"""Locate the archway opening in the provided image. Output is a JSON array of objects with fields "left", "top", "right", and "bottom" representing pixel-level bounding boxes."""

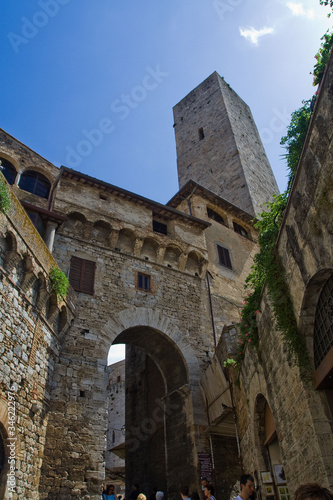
[{"left": 105, "top": 325, "right": 191, "bottom": 500}]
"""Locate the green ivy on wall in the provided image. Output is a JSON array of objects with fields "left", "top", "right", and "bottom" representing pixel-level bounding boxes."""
[
  {"left": 233, "top": 15, "right": 333, "bottom": 375},
  {"left": 0, "top": 176, "right": 11, "bottom": 214},
  {"left": 236, "top": 194, "right": 311, "bottom": 376}
]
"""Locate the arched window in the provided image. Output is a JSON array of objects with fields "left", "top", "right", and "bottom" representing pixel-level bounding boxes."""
[
  {"left": 233, "top": 221, "right": 248, "bottom": 238},
  {"left": 25, "top": 209, "right": 46, "bottom": 237},
  {"left": 314, "top": 275, "right": 333, "bottom": 369},
  {"left": 19, "top": 170, "right": 51, "bottom": 199},
  {"left": 0, "top": 157, "right": 16, "bottom": 185},
  {"left": 207, "top": 207, "right": 225, "bottom": 226}
]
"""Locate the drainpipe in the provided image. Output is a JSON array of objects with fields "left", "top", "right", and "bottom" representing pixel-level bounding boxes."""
[
  {"left": 48, "top": 166, "right": 64, "bottom": 212},
  {"left": 179, "top": 186, "right": 197, "bottom": 216},
  {"left": 206, "top": 271, "right": 217, "bottom": 347}
]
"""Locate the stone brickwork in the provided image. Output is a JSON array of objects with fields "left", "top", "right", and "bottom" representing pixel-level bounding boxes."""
[
  {"left": 1, "top": 57, "right": 330, "bottom": 500},
  {"left": 223, "top": 51, "right": 333, "bottom": 494},
  {"left": 0, "top": 134, "right": 260, "bottom": 498},
  {"left": 173, "top": 72, "right": 279, "bottom": 216},
  {"left": 0, "top": 179, "right": 75, "bottom": 499},
  {"left": 106, "top": 360, "right": 125, "bottom": 491}
]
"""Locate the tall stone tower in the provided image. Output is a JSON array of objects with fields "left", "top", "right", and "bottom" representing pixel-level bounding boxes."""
[{"left": 173, "top": 72, "right": 279, "bottom": 216}]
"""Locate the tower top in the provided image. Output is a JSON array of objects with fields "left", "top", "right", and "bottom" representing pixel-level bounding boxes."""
[{"left": 173, "top": 72, "right": 279, "bottom": 216}]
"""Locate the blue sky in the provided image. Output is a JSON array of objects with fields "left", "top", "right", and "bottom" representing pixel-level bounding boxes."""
[{"left": 1, "top": 0, "right": 331, "bottom": 364}]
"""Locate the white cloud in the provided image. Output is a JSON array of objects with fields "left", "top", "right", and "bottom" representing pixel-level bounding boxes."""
[
  {"left": 239, "top": 26, "right": 274, "bottom": 45},
  {"left": 286, "top": 2, "right": 315, "bottom": 19}
]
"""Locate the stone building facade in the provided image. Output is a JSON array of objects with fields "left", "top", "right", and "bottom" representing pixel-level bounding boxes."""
[
  {"left": 105, "top": 360, "right": 125, "bottom": 494},
  {"left": 0, "top": 60, "right": 332, "bottom": 500},
  {"left": 221, "top": 51, "right": 333, "bottom": 495}
]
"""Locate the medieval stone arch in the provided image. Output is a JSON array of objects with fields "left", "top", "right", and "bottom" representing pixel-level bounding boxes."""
[
  {"left": 298, "top": 269, "right": 333, "bottom": 424},
  {"left": 299, "top": 268, "right": 333, "bottom": 363},
  {"left": 102, "top": 306, "right": 204, "bottom": 499},
  {"left": 140, "top": 237, "right": 159, "bottom": 262},
  {"left": 91, "top": 220, "right": 112, "bottom": 246},
  {"left": 102, "top": 306, "right": 202, "bottom": 383}
]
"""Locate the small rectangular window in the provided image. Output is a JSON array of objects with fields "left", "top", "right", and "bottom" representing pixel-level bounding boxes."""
[
  {"left": 198, "top": 127, "right": 205, "bottom": 140},
  {"left": 217, "top": 245, "right": 232, "bottom": 269},
  {"left": 138, "top": 272, "right": 150, "bottom": 291},
  {"left": 69, "top": 256, "right": 96, "bottom": 294},
  {"left": 153, "top": 220, "right": 167, "bottom": 235}
]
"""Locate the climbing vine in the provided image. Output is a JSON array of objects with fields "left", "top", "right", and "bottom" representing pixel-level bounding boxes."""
[
  {"left": 235, "top": 192, "right": 311, "bottom": 375},
  {"left": 0, "top": 176, "right": 11, "bottom": 214},
  {"left": 280, "top": 100, "right": 312, "bottom": 191},
  {"left": 233, "top": 18, "right": 333, "bottom": 372},
  {"left": 312, "top": 31, "right": 333, "bottom": 85}
]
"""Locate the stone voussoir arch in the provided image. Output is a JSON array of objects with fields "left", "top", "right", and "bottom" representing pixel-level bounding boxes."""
[
  {"left": 298, "top": 267, "right": 333, "bottom": 362},
  {"left": 101, "top": 306, "right": 202, "bottom": 384}
]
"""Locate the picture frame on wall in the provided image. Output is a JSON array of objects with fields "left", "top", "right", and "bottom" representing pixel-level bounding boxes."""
[
  {"left": 265, "top": 485, "right": 274, "bottom": 496},
  {"left": 261, "top": 472, "right": 273, "bottom": 484},
  {"left": 277, "top": 485, "right": 290, "bottom": 500},
  {"left": 273, "top": 464, "right": 286, "bottom": 485}
]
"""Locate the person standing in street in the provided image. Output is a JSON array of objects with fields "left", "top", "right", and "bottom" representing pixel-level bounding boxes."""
[
  {"left": 181, "top": 486, "right": 191, "bottom": 500},
  {"left": 235, "top": 475, "right": 255, "bottom": 500}
]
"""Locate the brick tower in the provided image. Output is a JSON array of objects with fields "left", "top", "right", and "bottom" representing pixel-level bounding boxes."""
[{"left": 173, "top": 72, "right": 279, "bottom": 216}]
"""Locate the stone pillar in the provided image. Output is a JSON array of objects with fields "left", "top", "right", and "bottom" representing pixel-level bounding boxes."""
[
  {"left": 178, "top": 252, "right": 187, "bottom": 272},
  {"left": 133, "top": 238, "right": 144, "bottom": 257},
  {"left": 44, "top": 221, "right": 58, "bottom": 252},
  {"left": 157, "top": 246, "right": 166, "bottom": 265}
]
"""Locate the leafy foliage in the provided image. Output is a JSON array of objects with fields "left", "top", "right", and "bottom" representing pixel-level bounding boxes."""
[
  {"left": 319, "top": 0, "right": 333, "bottom": 16},
  {"left": 280, "top": 100, "right": 312, "bottom": 190},
  {"left": 223, "top": 358, "right": 237, "bottom": 368},
  {"left": 312, "top": 31, "right": 333, "bottom": 85},
  {"left": 236, "top": 192, "right": 311, "bottom": 375},
  {"left": 236, "top": 194, "right": 288, "bottom": 364},
  {"left": 49, "top": 266, "right": 69, "bottom": 298},
  {"left": 233, "top": 5, "right": 333, "bottom": 372},
  {"left": 0, "top": 176, "right": 11, "bottom": 214}
]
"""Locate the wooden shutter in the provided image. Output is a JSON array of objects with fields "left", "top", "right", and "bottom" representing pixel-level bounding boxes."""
[
  {"left": 69, "top": 256, "right": 95, "bottom": 294},
  {"left": 217, "top": 245, "right": 232, "bottom": 269},
  {"left": 81, "top": 259, "right": 96, "bottom": 294}
]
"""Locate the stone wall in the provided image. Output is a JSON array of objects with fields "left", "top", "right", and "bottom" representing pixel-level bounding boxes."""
[
  {"left": 227, "top": 51, "right": 333, "bottom": 494},
  {"left": 2, "top": 59, "right": 320, "bottom": 499},
  {"left": 106, "top": 360, "right": 125, "bottom": 492},
  {"left": 173, "top": 72, "right": 279, "bottom": 216},
  {"left": 0, "top": 178, "right": 75, "bottom": 499},
  {"left": 0, "top": 127, "right": 261, "bottom": 498}
]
